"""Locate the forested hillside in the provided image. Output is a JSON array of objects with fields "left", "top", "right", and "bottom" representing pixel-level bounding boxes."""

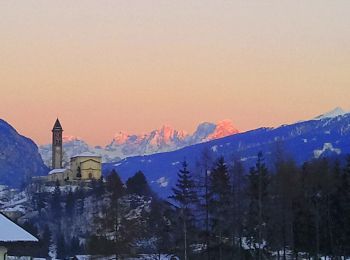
[{"left": 10, "top": 151, "right": 350, "bottom": 259}]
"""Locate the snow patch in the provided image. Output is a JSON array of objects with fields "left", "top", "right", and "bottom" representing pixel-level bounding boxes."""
[
  {"left": 314, "top": 107, "right": 348, "bottom": 120},
  {"left": 156, "top": 177, "right": 169, "bottom": 188},
  {"left": 211, "top": 145, "right": 218, "bottom": 152},
  {"left": 314, "top": 143, "right": 341, "bottom": 159}
]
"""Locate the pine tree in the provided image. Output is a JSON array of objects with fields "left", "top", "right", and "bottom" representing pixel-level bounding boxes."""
[
  {"left": 65, "top": 189, "right": 75, "bottom": 216},
  {"left": 245, "top": 152, "right": 269, "bottom": 260},
  {"left": 330, "top": 159, "right": 343, "bottom": 256},
  {"left": 51, "top": 180, "right": 62, "bottom": 221},
  {"left": 40, "top": 225, "right": 51, "bottom": 258},
  {"left": 170, "top": 160, "right": 198, "bottom": 260},
  {"left": 268, "top": 157, "right": 297, "bottom": 259},
  {"left": 340, "top": 156, "right": 350, "bottom": 256},
  {"left": 208, "top": 156, "right": 232, "bottom": 259},
  {"left": 96, "top": 176, "right": 105, "bottom": 197},
  {"left": 75, "top": 185, "right": 85, "bottom": 216},
  {"left": 106, "top": 169, "right": 126, "bottom": 259},
  {"left": 56, "top": 232, "right": 66, "bottom": 259},
  {"left": 126, "top": 170, "right": 152, "bottom": 196},
  {"left": 293, "top": 162, "right": 315, "bottom": 257},
  {"left": 70, "top": 236, "right": 82, "bottom": 256},
  {"left": 148, "top": 199, "right": 174, "bottom": 257},
  {"left": 194, "top": 148, "right": 213, "bottom": 260},
  {"left": 106, "top": 169, "right": 125, "bottom": 198},
  {"left": 230, "top": 158, "right": 246, "bottom": 258}
]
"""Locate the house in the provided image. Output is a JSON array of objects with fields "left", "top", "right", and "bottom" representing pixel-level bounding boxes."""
[{"left": 0, "top": 212, "right": 38, "bottom": 260}]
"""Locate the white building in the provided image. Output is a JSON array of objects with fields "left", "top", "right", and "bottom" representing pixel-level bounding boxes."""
[{"left": 0, "top": 212, "right": 38, "bottom": 260}]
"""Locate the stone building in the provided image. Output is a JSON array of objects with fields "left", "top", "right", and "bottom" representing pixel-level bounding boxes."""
[
  {"left": 70, "top": 152, "right": 102, "bottom": 180},
  {"left": 36, "top": 119, "right": 102, "bottom": 184}
]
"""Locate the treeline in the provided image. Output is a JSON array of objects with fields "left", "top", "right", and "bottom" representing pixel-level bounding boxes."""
[
  {"left": 22, "top": 150, "right": 350, "bottom": 259},
  {"left": 168, "top": 150, "right": 350, "bottom": 259},
  {"left": 25, "top": 169, "right": 177, "bottom": 259}
]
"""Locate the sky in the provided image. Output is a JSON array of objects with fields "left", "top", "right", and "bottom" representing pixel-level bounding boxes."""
[{"left": 0, "top": 1, "right": 349, "bottom": 145}]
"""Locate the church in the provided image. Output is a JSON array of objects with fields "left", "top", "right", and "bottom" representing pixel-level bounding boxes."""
[{"left": 41, "top": 119, "right": 102, "bottom": 184}]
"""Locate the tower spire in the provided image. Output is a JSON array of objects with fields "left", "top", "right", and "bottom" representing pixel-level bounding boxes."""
[
  {"left": 52, "top": 118, "right": 63, "bottom": 131},
  {"left": 52, "top": 118, "right": 63, "bottom": 169}
]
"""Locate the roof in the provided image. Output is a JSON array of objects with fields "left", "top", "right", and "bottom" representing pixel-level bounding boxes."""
[
  {"left": 48, "top": 168, "right": 67, "bottom": 175},
  {"left": 71, "top": 152, "right": 101, "bottom": 158},
  {"left": 0, "top": 212, "right": 39, "bottom": 242},
  {"left": 52, "top": 118, "right": 63, "bottom": 131}
]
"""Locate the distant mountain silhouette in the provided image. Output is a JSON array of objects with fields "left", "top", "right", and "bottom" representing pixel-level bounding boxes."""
[{"left": 0, "top": 119, "right": 48, "bottom": 187}]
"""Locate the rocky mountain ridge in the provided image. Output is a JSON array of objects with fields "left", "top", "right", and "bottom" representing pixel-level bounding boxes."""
[
  {"left": 0, "top": 119, "right": 48, "bottom": 187},
  {"left": 39, "top": 120, "right": 239, "bottom": 164}
]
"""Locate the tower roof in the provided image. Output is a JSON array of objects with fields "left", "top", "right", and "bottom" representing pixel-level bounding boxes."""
[{"left": 52, "top": 118, "right": 63, "bottom": 131}]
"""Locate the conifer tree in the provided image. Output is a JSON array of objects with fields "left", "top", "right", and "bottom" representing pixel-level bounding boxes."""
[
  {"left": 230, "top": 158, "right": 246, "bottom": 258},
  {"left": 106, "top": 169, "right": 126, "bottom": 259},
  {"left": 75, "top": 185, "right": 85, "bottom": 216},
  {"left": 96, "top": 176, "right": 105, "bottom": 197},
  {"left": 170, "top": 160, "right": 197, "bottom": 260},
  {"left": 208, "top": 156, "right": 232, "bottom": 259},
  {"left": 245, "top": 152, "right": 269, "bottom": 260},
  {"left": 197, "top": 148, "right": 214, "bottom": 260},
  {"left": 40, "top": 225, "right": 51, "bottom": 258},
  {"left": 268, "top": 157, "right": 297, "bottom": 259},
  {"left": 340, "top": 156, "right": 350, "bottom": 256},
  {"left": 126, "top": 170, "right": 152, "bottom": 196},
  {"left": 51, "top": 180, "right": 62, "bottom": 221},
  {"left": 330, "top": 159, "right": 343, "bottom": 256},
  {"left": 56, "top": 232, "right": 67, "bottom": 259},
  {"left": 65, "top": 189, "right": 75, "bottom": 216},
  {"left": 106, "top": 169, "right": 125, "bottom": 198}
]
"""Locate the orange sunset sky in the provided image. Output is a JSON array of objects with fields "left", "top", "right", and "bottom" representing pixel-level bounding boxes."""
[{"left": 0, "top": 1, "right": 349, "bottom": 145}]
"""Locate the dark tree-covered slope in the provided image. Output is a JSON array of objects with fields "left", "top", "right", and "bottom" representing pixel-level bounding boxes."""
[{"left": 0, "top": 119, "right": 48, "bottom": 187}]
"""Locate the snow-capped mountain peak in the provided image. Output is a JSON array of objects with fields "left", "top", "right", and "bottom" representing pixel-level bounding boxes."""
[
  {"left": 207, "top": 119, "right": 239, "bottom": 140},
  {"left": 62, "top": 135, "right": 82, "bottom": 142},
  {"left": 112, "top": 131, "right": 131, "bottom": 145},
  {"left": 39, "top": 120, "right": 240, "bottom": 164},
  {"left": 314, "top": 107, "right": 348, "bottom": 120}
]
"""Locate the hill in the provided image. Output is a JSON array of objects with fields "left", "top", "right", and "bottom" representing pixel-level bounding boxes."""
[
  {"left": 103, "top": 110, "right": 350, "bottom": 198},
  {"left": 0, "top": 119, "right": 48, "bottom": 187}
]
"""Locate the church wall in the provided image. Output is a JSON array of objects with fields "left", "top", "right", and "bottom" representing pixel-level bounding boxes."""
[
  {"left": 46, "top": 170, "right": 71, "bottom": 183},
  {"left": 70, "top": 156, "right": 102, "bottom": 180},
  {"left": 80, "top": 160, "right": 102, "bottom": 180}
]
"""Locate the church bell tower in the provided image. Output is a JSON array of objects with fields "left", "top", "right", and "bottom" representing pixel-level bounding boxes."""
[{"left": 52, "top": 118, "right": 63, "bottom": 169}]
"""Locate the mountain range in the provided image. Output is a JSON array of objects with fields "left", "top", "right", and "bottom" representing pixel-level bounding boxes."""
[
  {"left": 103, "top": 107, "right": 350, "bottom": 198},
  {"left": 39, "top": 120, "right": 239, "bottom": 165},
  {"left": 0, "top": 107, "right": 349, "bottom": 193},
  {"left": 0, "top": 120, "right": 48, "bottom": 188}
]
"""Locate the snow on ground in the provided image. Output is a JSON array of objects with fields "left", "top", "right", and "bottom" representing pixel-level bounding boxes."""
[
  {"left": 71, "top": 255, "right": 178, "bottom": 260},
  {"left": 314, "top": 143, "right": 341, "bottom": 158},
  {"left": 155, "top": 177, "right": 169, "bottom": 188},
  {"left": 0, "top": 187, "right": 28, "bottom": 214},
  {"left": 314, "top": 107, "right": 348, "bottom": 120},
  {"left": 8, "top": 257, "right": 46, "bottom": 260}
]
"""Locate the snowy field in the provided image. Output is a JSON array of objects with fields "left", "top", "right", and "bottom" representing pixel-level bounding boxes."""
[{"left": 8, "top": 255, "right": 179, "bottom": 260}]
